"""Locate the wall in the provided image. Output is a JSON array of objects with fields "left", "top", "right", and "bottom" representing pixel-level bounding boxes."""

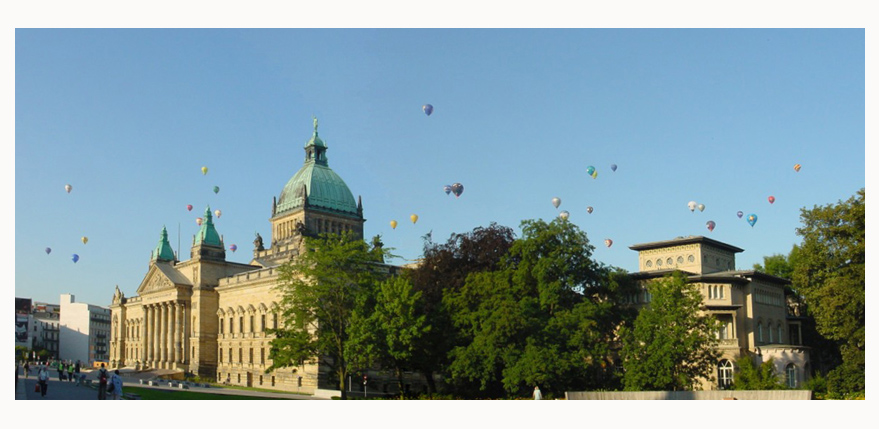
[{"left": 565, "top": 390, "right": 812, "bottom": 400}]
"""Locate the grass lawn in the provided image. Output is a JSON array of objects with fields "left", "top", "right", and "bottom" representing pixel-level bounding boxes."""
[{"left": 124, "top": 386, "right": 288, "bottom": 400}]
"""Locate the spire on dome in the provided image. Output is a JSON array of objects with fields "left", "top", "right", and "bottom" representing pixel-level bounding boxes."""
[{"left": 152, "top": 225, "right": 176, "bottom": 262}]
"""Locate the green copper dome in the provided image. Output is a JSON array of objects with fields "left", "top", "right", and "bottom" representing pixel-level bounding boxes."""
[
  {"left": 194, "top": 206, "right": 222, "bottom": 246},
  {"left": 276, "top": 119, "right": 359, "bottom": 217},
  {"left": 152, "top": 225, "right": 175, "bottom": 262}
]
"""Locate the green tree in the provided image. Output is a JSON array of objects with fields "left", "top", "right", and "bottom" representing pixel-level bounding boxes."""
[
  {"left": 792, "top": 189, "right": 865, "bottom": 397},
  {"left": 621, "top": 271, "right": 720, "bottom": 391},
  {"left": 444, "top": 219, "right": 624, "bottom": 398},
  {"left": 346, "top": 276, "right": 430, "bottom": 397},
  {"left": 731, "top": 356, "right": 784, "bottom": 390},
  {"left": 267, "top": 231, "right": 390, "bottom": 399},
  {"left": 408, "top": 223, "right": 516, "bottom": 395}
]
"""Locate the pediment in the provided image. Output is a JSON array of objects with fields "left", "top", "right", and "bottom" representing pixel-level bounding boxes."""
[{"left": 136, "top": 265, "right": 176, "bottom": 295}]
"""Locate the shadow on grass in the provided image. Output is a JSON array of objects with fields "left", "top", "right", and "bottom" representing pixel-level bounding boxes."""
[{"left": 124, "top": 386, "right": 289, "bottom": 400}]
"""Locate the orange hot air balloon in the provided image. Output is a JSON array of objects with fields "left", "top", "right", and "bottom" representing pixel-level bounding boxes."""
[{"left": 794, "top": 164, "right": 801, "bottom": 172}]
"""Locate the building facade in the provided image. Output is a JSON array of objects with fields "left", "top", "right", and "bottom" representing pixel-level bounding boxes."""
[
  {"left": 110, "top": 119, "right": 373, "bottom": 394},
  {"left": 627, "top": 236, "right": 811, "bottom": 389},
  {"left": 59, "top": 294, "right": 111, "bottom": 364},
  {"left": 31, "top": 302, "right": 61, "bottom": 359}
]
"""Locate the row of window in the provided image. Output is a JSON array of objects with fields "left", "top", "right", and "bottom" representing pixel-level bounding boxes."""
[
  {"left": 219, "top": 313, "right": 278, "bottom": 335},
  {"left": 754, "top": 289, "right": 784, "bottom": 307},
  {"left": 756, "top": 321, "right": 785, "bottom": 344},
  {"left": 707, "top": 284, "right": 725, "bottom": 300},
  {"left": 717, "top": 359, "right": 800, "bottom": 389},
  {"left": 218, "top": 345, "right": 268, "bottom": 365}
]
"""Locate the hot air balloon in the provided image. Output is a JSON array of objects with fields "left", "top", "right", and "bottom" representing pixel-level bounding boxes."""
[
  {"left": 698, "top": 204, "right": 705, "bottom": 212},
  {"left": 443, "top": 185, "right": 452, "bottom": 195},
  {"left": 390, "top": 220, "right": 398, "bottom": 229},
  {"left": 201, "top": 166, "right": 208, "bottom": 175},
  {"left": 213, "top": 186, "right": 220, "bottom": 194},
  {"left": 81, "top": 237, "right": 88, "bottom": 245},
  {"left": 586, "top": 166, "right": 596, "bottom": 176},
  {"left": 45, "top": 247, "right": 51, "bottom": 255},
  {"left": 586, "top": 206, "right": 593, "bottom": 214},
  {"left": 591, "top": 171, "right": 598, "bottom": 179},
  {"left": 65, "top": 184, "right": 72, "bottom": 194},
  {"left": 610, "top": 164, "right": 617, "bottom": 172},
  {"left": 706, "top": 220, "right": 716, "bottom": 232},
  {"left": 747, "top": 214, "right": 758, "bottom": 227},
  {"left": 552, "top": 197, "right": 561, "bottom": 209},
  {"left": 72, "top": 254, "right": 79, "bottom": 263},
  {"left": 196, "top": 217, "right": 203, "bottom": 226},
  {"left": 215, "top": 209, "right": 222, "bottom": 218},
  {"left": 423, "top": 104, "right": 433, "bottom": 116},
  {"left": 737, "top": 211, "right": 743, "bottom": 218},
  {"left": 604, "top": 239, "right": 613, "bottom": 248},
  {"left": 410, "top": 214, "right": 419, "bottom": 224},
  {"left": 688, "top": 201, "right": 697, "bottom": 212},
  {"left": 187, "top": 204, "right": 193, "bottom": 212},
  {"left": 559, "top": 210, "right": 570, "bottom": 220},
  {"left": 229, "top": 244, "right": 237, "bottom": 252},
  {"left": 768, "top": 196, "right": 775, "bottom": 204},
  {"left": 794, "top": 164, "right": 801, "bottom": 172},
  {"left": 451, "top": 183, "right": 464, "bottom": 198}
]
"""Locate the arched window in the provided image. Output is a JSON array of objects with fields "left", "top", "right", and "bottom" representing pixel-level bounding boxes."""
[
  {"left": 768, "top": 322, "right": 774, "bottom": 343},
  {"left": 778, "top": 325, "right": 784, "bottom": 344},
  {"left": 757, "top": 322, "right": 764, "bottom": 344},
  {"left": 785, "top": 364, "right": 798, "bottom": 388},
  {"left": 718, "top": 360, "right": 734, "bottom": 389}
]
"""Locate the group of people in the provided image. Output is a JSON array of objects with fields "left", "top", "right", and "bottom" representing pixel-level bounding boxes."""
[{"left": 21, "top": 361, "right": 123, "bottom": 399}]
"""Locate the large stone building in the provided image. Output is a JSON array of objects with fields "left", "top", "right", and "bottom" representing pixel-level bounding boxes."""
[
  {"left": 109, "top": 119, "right": 373, "bottom": 394},
  {"left": 627, "top": 236, "right": 811, "bottom": 389}
]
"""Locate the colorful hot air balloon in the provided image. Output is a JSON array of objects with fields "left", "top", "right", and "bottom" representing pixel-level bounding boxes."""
[
  {"left": 423, "top": 104, "right": 433, "bottom": 116},
  {"left": 768, "top": 196, "right": 775, "bottom": 204},
  {"left": 213, "top": 186, "right": 220, "bottom": 194},
  {"left": 81, "top": 237, "right": 88, "bottom": 245},
  {"left": 737, "top": 211, "right": 743, "bottom": 218},
  {"left": 390, "top": 220, "right": 398, "bottom": 229},
  {"left": 586, "top": 166, "right": 596, "bottom": 176},
  {"left": 196, "top": 217, "right": 203, "bottom": 226},
  {"left": 72, "top": 254, "right": 79, "bottom": 263},
  {"left": 586, "top": 206, "right": 593, "bottom": 214},
  {"left": 410, "top": 214, "right": 419, "bottom": 224},
  {"left": 604, "top": 239, "right": 613, "bottom": 248},
  {"left": 747, "top": 214, "right": 758, "bottom": 227},
  {"left": 610, "top": 164, "right": 617, "bottom": 172},
  {"left": 698, "top": 204, "right": 705, "bottom": 212},
  {"left": 688, "top": 201, "right": 697, "bottom": 212},
  {"left": 443, "top": 185, "right": 452, "bottom": 195},
  {"left": 559, "top": 210, "right": 570, "bottom": 220},
  {"left": 202, "top": 166, "right": 208, "bottom": 175},
  {"left": 229, "top": 244, "right": 237, "bottom": 252},
  {"left": 591, "top": 171, "right": 598, "bottom": 179},
  {"left": 552, "top": 197, "right": 561, "bottom": 209},
  {"left": 451, "top": 183, "right": 464, "bottom": 198},
  {"left": 45, "top": 247, "right": 51, "bottom": 255},
  {"left": 65, "top": 184, "right": 72, "bottom": 193},
  {"left": 794, "top": 164, "right": 801, "bottom": 172},
  {"left": 187, "top": 204, "right": 193, "bottom": 212},
  {"left": 215, "top": 209, "right": 222, "bottom": 218},
  {"left": 706, "top": 220, "right": 716, "bottom": 232}
]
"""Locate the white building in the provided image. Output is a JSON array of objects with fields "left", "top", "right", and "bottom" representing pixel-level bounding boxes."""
[
  {"left": 59, "top": 294, "right": 111, "bottom": 364},
  {"left": 32, "top": 302, "right": 61, "bottom": 359}
]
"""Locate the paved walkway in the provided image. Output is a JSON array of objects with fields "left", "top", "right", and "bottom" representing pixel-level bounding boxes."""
[{"left": 15, "top": 367, "right": 322, "bottom": 400}]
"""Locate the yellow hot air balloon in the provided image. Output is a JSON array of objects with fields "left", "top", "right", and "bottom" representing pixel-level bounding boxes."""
[
  {"left": 390, "top": 220, "right": 398, "bottom": 229},
  {"left": 410, "top": 214, "right": 418, "bottom": 224},
  {"left": 81, "top": 236, "right": 88, "bottom": 244},
  {"left": 214, "top": 209, "right": 222, "bottom": 218},
  {"left": 201, "top": 166, "right": 208, "bottom": 175}
]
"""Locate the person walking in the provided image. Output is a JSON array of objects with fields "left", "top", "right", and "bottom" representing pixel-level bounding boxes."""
[
  {"left": 74, "top": 360, "right": 81, "bottom": 386},
  {"left": 67, "top": 362, "right": 74, "bottom": 383},
  {"left": 38, "top": 366, "right": 49, "bottom": 397},
  {"left": 23, "top": 361, "right": 29, "bottom": 378},
  {"left": 108, "top": 370, "right": 123, "bottom": 400},
  {"left": 97, "top": 364, "right": 109, "bottom": 400},
  {"left": 56, "top": 362, "right": 64, "bottom": 381},
  {"left": 532, "top": 386, "right": 542, "bottom": 400}
]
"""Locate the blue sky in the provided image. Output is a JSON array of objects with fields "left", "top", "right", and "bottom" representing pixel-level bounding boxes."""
[{"left": 14, "top": 29, "right": 864, "bottom": 306}]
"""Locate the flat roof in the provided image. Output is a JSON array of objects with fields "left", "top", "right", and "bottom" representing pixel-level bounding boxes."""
[{"left": 629, "top": 236, "right": 744, "bottom": 253}]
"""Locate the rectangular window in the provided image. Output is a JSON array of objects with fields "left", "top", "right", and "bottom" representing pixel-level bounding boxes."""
[
  {"left": 230, "top": 318, "right": 234, "bottom": 334},
  {"left": 220, "top": 319, "right": 224, "bottom": 334},
  {"left": 261, "top": 315, "right": 266, "bottom": 332},
  {"left": 250, "top": 316, "right": 254, "bottom": 333},
  {"left": 240, "top": 317, "right": 244, "bottom": 333},
  {"left": 261, "top": 348, "right": 265, "bottom": 364},
  {"left": 239, "top": 348, "right": 242, "bottom": 363},
  {"left": 219, "top": 346, "right": 223, "bottom": 363},
  {"left": 229, "top": 348, "right": 232, "bottom": 363},
  {"left": 249, "top": 348, "right": 253, "bottom": 363}
]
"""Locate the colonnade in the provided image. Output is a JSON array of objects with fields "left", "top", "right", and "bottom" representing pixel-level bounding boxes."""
[{"left": 142, "top": 301, "right": 189, "bottom": 368}]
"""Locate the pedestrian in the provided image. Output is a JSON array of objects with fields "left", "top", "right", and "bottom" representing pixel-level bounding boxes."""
[
  {"left": 108, "top": 370, "right": 123, "bottom": 400},
  {"left": 97, "top": 364, "right": 109, "bottom": 400},
  {"left": 23, "top": 361, "right": 29, "bottom": 378},
  {"left": 67, "top": 362, "right": 74, "bottom": 383},
  {"left": 57, "top": 362, "right": 64, "bottom": 381},
  {"left": 533, "top": 386, "right": 542, "bottom": 400},
  {"left": 38, "top": 366, "right": 49, "bottom": 397},
  {"left": 74, "top": 360, "right": 81, "bottom": 386}
]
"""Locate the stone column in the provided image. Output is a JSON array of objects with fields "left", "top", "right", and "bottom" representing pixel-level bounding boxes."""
[
  {"left": 145, "top": 305, "right": 152, "bottom": 363},
  {"left": 153, "top": 304, "right": 160, "bottom": 365},
  {"left": 157, "top": 304, "right": 164, "bottom": 365},
  {"left": 169, "top": 302, "right": 177, "bottom": 364},
  {"left": 166, "top": 303, "right": 173, "bottom": 365},
  {"left": 161, "top": 303, "right": 169, "bottom": 365},
  {"left": 176, "top": 302, "right": 183, "bottom": 363},
  {"left": 182, "top": 303, "right": 189, "bottom": 365}
]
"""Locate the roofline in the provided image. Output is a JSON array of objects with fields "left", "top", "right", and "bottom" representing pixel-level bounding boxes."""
[
  {"left": 630, "top": 269, "right": 790, "bottom": 285},
  {"left": 629, "top": 236, "right": 744, "bottom": 253}
]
